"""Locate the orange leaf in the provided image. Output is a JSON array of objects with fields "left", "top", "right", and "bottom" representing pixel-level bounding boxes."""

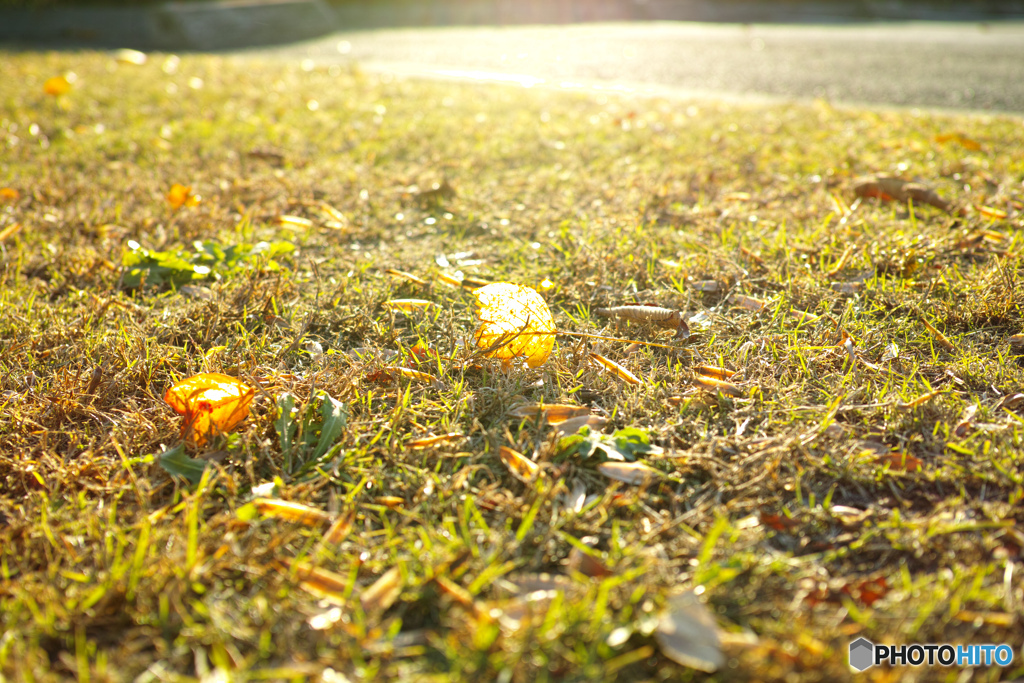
[
  {"left": 254, "top": 498, "right": 333, "bottom": 526},
  {"left": 0, "top": 188, "right": 19, "bottom": 202},
  {"left": 43, "top": 75, "right": 71, "bottom": 96},
  {"left": 473, "top": 283, "right": 555, "bottom": 368},
  {"left": 166, "top": 183, "right": 200, "bottom": 210},
  {"left": 164, "top": 372, "right": 254, "bottom": 447},
  {"left": 875, "top": 451, "right": 923, "bottom": 472},
  {"left": 589, "top": 352, "right": 642, "bottom": 385},
  {"left": 499, "top": 446, "right": 540, "bottom": 482},
  {"left": 508, "top": 403, "right": 590, "bottom": 424}
]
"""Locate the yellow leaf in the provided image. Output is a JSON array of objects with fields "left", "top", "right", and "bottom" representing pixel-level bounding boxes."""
[
  {"left": 589, "top": 352, "right": 642, "bottom": 385},
  {"left": 275, "top": 214, "right": 313, "bottom": 229},
  {"left": 473, "top": 283, "right": 555, "bottom": 369},
  {"left": 0, "top": 223, "right": 22, "bottom": 244},
  {"left": 254, "top": 498, "right": 333, "bottom": 526},
  {"left": 509, "top": 403, "right": 590, "bottom": 424},
  {"left": 383, "top": 299, "right": 435, "bottom": 312},
  {"left": 164, "top": 372, "right": 254, "bottom": 447},
  {"left": 406, "top": 432, "right": 464, "bottom": 448},
  {"left": 113, "top": 49, "right": 147, "bottom": 65},
  {"left": 385, "top": 269, "right": 427, "bottom": 286},
  {"left": 0, "top": 187, "right": 19, "bottom": 202},
  {"left": 693, "top": 375, "right": 745, "bottom": 397},
  {"left": 166, "top": 183, "right": 200, "bottom": 210},
  {"left": 43, "top": 75, "right": 71, "bottom": 96},
  {"left": 499, "top": 446, "right": 539, "bottom": 482}
]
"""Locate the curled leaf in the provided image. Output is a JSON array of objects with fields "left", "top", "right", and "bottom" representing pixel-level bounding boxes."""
[
  {"left": 474, "top": 283, "right": 556, "bottom": 368},
  {"left": 164, "top": 372, "right": 254, "bottom": 447},
  {"left": 254, "top": 498, "right": 333, "bottom": 526},
  {"left": 509, "top": 403, "right": 590, "bottom": 424},
  {"left": 598, "top": 461, "right": 658, "bottom": 485},
  {"left": 853, "top": 176, "right": 952, "bottom": 213},
  {"left": 383, "top": 299, "right": 435, "bottom": 312},
  {"left": 499, "top": 446, "right": 540, "bottom": 482},
  {"left": 590, "top": 352, "right": 642, "bottom": 385},
  {"left": 655, "top": 592, "right": 724, "bottom": 672}
]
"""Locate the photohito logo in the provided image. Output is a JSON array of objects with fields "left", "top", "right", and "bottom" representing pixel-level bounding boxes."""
[{"left": 849, "top": 638, "right": 1015, "bottom": 671}]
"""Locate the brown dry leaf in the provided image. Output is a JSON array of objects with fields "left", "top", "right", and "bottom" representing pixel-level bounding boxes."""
[
  {"left": 499, "top": 446, "right": 539, "bottom": 482},
  {"left": 509, "top": 403, "right": 590, "bottom": 424},
  {"left": 594, "top": 305, "right": 688, "bottom": 338},
  {"left": 655, "top": 592, "right": 724, "bottom": 673},
  {"left": 164, "top": 372, "right": 254, "bottom": 447},
  {"left": 279, "top": 559, "right": 350, "bottom": 605},
  {"left": 853, "top": 175, "right": 952, "bottom": 212},
  {"left": 954, "top": 403, "right": 978, "bottom": 438},
  {"left": 825, "top": 245, "right": 854, "bottom": 276},
  {"left": 324, "top": 508, "right": 357, "bottom": 544},
  {"left": 695, "top": 365, "right": 736, "bottom": 381},
  {"left": 473, "top": 283, "right": 556, "bottom": 369},
  {"left": 897, "top": 389, "right": 943, "bottom": 410},
  {"left": 360, "top": 567, "right": 403, "bottom": 612},
  {"left": 689, "top": 280, "right": 720, "bottom": 292},
  {"left": 254, "top": 498, "right": 333, "bottom": 526},
  {"left": 790, "top": 309, "right": 819, "bottom": 324},
  {"left": 0, "top": 223, "right": 22, "bottom": 244},
  {"left": 875, "top": 451, "right": 923, "bottom": 472},
  {"left": 598, "top": 461, "right": 658, "bottom": 485},
  {"left": 385, "top": 269, "right": 428, "bottom": 286},
  {"left": 567, "top": 544, "right": 614, "bottom": 579},
  {"left": 996, "top": 393, "right": 1024, "bottom": 411},
  {"left": 730, "top": 293, "right": 766, "bottom": 311},
  {"left": 590, "top": 352, "right": 642, "bottom": 385},
  {"left": 831, "top": 281, "right": 863, "bottom": 294},
  {"left": 406, "top": 432, "right": 464, "bottom": 448},
  {"left": 693, "top": 375, "right": 745, "bottom": 398},
  {"left": 166, "top": 183, "right": 200, "bottom": 210},
  {"left": 919, "top": 315, "right": 956, "bottom": 351},
  {"left": 553, "top": 414, "right": 607, "bottom": 437},
  {"left": 374, "top": 496, "right": 404, "bottom": 509},
  {"left": 383, "top": 299, "right": 435, "bottom": 312}
]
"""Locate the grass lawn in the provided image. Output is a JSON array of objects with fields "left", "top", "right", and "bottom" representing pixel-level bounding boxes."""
[{"left": 1, "top": 48, "right": 1024, "bottom": 682}]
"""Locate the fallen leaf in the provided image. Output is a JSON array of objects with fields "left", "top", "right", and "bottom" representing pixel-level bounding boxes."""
[
  {"left": 875, "top": 451, "right": 923, "bottom": 472},
  {"left": 996, "top": 393, "right": 1024, "bottom": 411},
  {"left": 759, "top": 512, "right": 800, "bottom": 532},
  {"left": 0, "top": 188, "right": 19, "bottom": 202},
  {"left": 499, "top": 446, "right": 539, "bottom": 482},
  {"left": 164, "top": 372, "right": 254, "bottom": 447},
  {"left": 385, "top": 268, "right": 428, "bottom": 286},
  {"left": 896, "top": 389, "right": 943, "bottom": 410},
  {"left": 383, "top": 299, "right": 435, "bottom": 312},
  {"left": 730, "top": 293, "right": 766, "bottom": 311},
  {"left": 590, "top": 352, "right": 642, "bottom": 385},
  {"left": 253, "top": 498, "right": 333, "bottom": 526},
  {"left": 280, "top": 559, "right": 350, "bottom": 605},
  {"left": 509, "top": 403, "right": 590, "bottom": 424},
  {"left": 324, "top": 509, "right": 356, "bottom": 544},
  {"left": 406, "top": 432, "right": 464, "bottom": 448},
  {"left": 113, "top": 48, "right": 147, "bottom": 65},
  {"left": 0, "top": 223, "right": 22, "bottom": 244},
  {"left": 655, "top": 592, "right": 724, "bottom": 673},
  {"left": 693, "top": 375, "right": 745, "bottom": 398},
  {"left": 43, "top": 74, "right": 72, "bottom": 96},
  {"left": 934, "top": 132, "right": 982, "bottom": 151},
  {"left": 977, "top": 205, "right": 1008, "bottom": 221},
  {"left": 473, "top": 283, "right": 556, "bottom": 368},
  {"left": 360, "top": 567, "right": 403, "bottom": 612},
  {"left": 384, "top": 366, "right": 440, "bottom": 386},
  {"left": 552, "top": 414, "right": 607, "bottom": 438},
  {"left": 597, "top": 461, "right": 658, "bottom": 485},
  {"left": 954, "top": 404, "right": 978, "bottom": 438},
  {"left": 853, "top": 175, "right": 952, "bottom": 212},
  {"left": 275, "top": 215, "right": 313, "bottom": 229},
  {"left": 166, "top": 183, "right": 200, "bottom": 210},
  {"left": 567, "top": 543, "right": 614, "bottom": 579},
  {"left": 695, "top": 365, "right": 736, "bottom": 381},
  {"left": 689, "top": 280, "right": 720, "bottom": 292},
  {"left": 919, "top": 315, "right": 956, "bottom": 351}
]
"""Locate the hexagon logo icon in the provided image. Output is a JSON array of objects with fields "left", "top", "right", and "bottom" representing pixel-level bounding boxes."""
[{"left": 849, "top": 637, "right": 874, "bottom": 672}]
